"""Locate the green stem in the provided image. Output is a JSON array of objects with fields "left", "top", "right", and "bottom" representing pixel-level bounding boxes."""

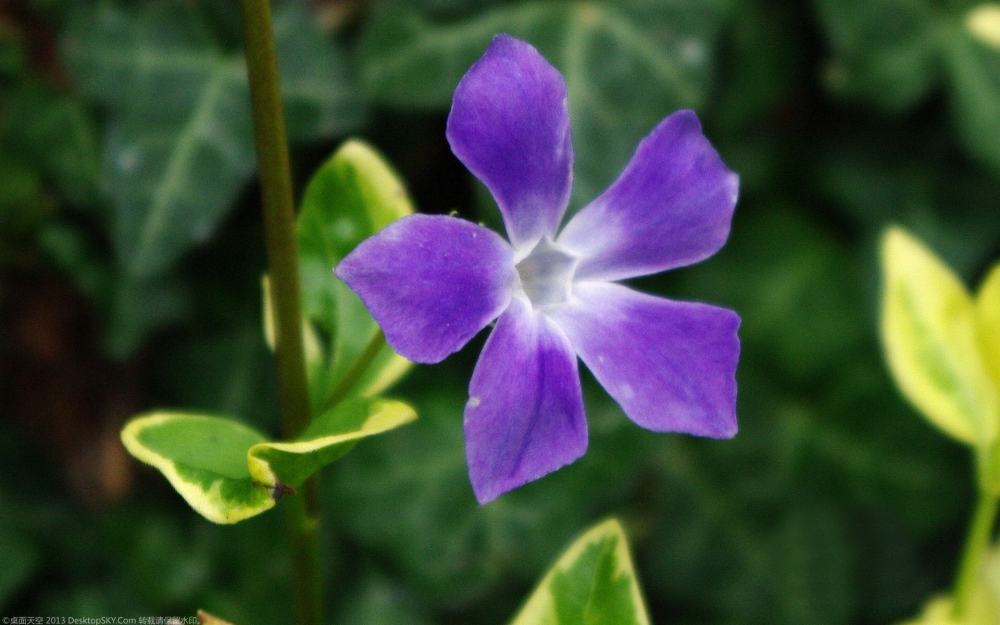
[
  {"left": 238, "top": 1, "right": 322, "bottom": 624},
  {"left": 286, "top": 479, "right": 324, "bottom": 625},
  {"left": 951, "top": 489, "right": 1000, "bottom": 620},
  {"left": 323, "top": 329, "right": 387, "bottom": 412},
  {"left": 238, "top": 0, "right": 309, "bottom": 439}
]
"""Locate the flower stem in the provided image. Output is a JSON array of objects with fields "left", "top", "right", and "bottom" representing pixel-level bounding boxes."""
[
  {"left": 238, "top": 1, "right": 322, "bottom": 624},
  {"left": 951, "top": 488, "right": 999, "bottom": 620}
]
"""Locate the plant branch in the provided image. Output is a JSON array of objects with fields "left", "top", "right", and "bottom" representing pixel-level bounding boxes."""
[
  {"left": 323, "top": 329, "right": 387, "bottom": 412},
  {"left": 239, "top": 0, "right": 310, "bottom": 441},
  {"left": 951, "top": 487, "right": 999, "bottom": 619},
  {"left": 238, "top": 1, "right": 322, "bottom": 624}
]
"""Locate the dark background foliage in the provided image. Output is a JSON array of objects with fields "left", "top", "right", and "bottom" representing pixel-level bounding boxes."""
[{"left": 1, "top": 0, "right": 999, "bottom": 623}]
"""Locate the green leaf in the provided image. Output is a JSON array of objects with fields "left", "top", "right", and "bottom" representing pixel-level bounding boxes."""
[
  {"left": 0, "top": 20, "right": 25, "bottom": 80},
  {"left": 944, "top": 18, "right": 1000, "bottom": 172},
  {"left": 708, "top": 0, "right": 800, "bottom": 134},
  {"left": 327, "top": 368, "right": 649, "bottom": 607},
  {"left": 248, "top": 397, "right": 417, "bottom": 488},
  {"left": 813, "top": 0, "right": 940, "bottom": 111},
  {"left": 510, "top": 519, "right": 649, "bottom": 625},
  {"left": 675, "top": 205, "right": 866, "bottom": 381},
  {"left": 895, "top": 541, "right": 1000, "bottom": 624},
  {"left": 814, "top": 0, "right": 1000, "bottom": 172},
  {"left": 968, "top": 4, "right": 1000, "bottom": 51},
  {"left": 104, "top": 275, "right": 191, "bottom": 360},
  {"left": 880, "top": 226, "right": 998, "bottom": 448},
  {"left": 0, "top": 153, "right": 48, "bottom": 237},
  {"left": 156, "top": 321, "right": 280, "bottom": 431},
  {"left": 121, "top": 412, "right": 273, "bottom": 524},
  {"left": 36, "top": 221, "right": 193, "bottom": 360},
  {"left": 358, "top": 0, "right": 730, "bottom": 206},
  {"left": 978, "top": 264, "right": 1000, "bottom": 388},
  {"left": 292, "top": 139, "right": 415, "bottom": 415},
  {"left": 335, "top": 572, "right": 435, "bottom": 625},
  {"left": 195, "top": 610, "right": 237, "bottom": 625},
  {"left": 61, "top": 0, "right": 361, "bottom": 280},
  {"left": 772, "top": 504, "right": 856, "bottom": 625},
  {"left": 0, "top": 514, "right": 37, "bottom": 610},
  {"left": 120, "top": 397, "right": 416, "bottom": 523},
  {"left": 2, "top": 81, "right": 101, "bottom": 207},
  {"left": 812, "top": 122, "right": 1000, "bottom": 282}
]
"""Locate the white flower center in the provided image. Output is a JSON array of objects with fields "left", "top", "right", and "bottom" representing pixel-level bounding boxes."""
[{"left": 515, "top": 237, "right": 579, "bottom": 309}]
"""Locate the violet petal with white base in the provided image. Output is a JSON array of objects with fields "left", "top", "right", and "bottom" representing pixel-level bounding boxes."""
[
  {"left": 446, "top": 34, "right": 574, "bottom": 251},
  {"left": 335, "top": 214, "right": 515, "bottom": 364},
  {"left": 557, "top": 110, "right": 739, "bottom": 283},
  {"left": 548, "top": 282, "right": 740, "bottom": 438},
  {"left": 464, "top": 297, "right": 587, "bottom": 504}
]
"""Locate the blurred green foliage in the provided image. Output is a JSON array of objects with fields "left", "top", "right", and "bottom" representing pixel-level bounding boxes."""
[{"left": 2, "top": 0, "right": 1000, "bottom": 624}]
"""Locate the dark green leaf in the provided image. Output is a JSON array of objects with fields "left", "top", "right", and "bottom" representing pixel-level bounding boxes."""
[
  {"left": 62, "top": 0, "right": 361, "bottom": 279},
  {"left": 326, "top": 365, "right": 650, "bottom": 606},
  {"left": 155, "top": 322, "right": 280, "bottom": 430},
  {"left": 2, "top": 82, "right": 101, "bottom": 207},
  {"left": 334, "top": 572, "right": 435, "bottom": 625},
  {"left": 358, "top": 0, "right": 731, "bottom": 206},
  {"left": 674, "top": 205, "right": 866, "bottom": 380},
  {"left": 0, "top": 512, "right": 37, "bottom": 610},
  {"left": 945, "top": 24, "right": 1000, "bottom": 172},
  {"left": 813, "top": 0, "right": 940, "bottom": 111}
]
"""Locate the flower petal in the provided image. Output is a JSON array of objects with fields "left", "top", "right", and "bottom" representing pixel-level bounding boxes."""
[
  {"left": 465, "top": 297, "right": 587, "bottom": 504},
  {"left": 557, "top": 110, "right": 739, "bottom": 282},
  {"left": 335, "top": 214, "right": 515, "bottom": 364},
  {"left": 549, "top": 282, "right": 739, "bottom": 437},
  {"left": 446, "top": 34, "right": 573, "bottom": 251}
]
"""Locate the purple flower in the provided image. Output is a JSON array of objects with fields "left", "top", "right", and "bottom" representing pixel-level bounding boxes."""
[{"left": 336, "top": 35, "right": 740, "bottom": 504}]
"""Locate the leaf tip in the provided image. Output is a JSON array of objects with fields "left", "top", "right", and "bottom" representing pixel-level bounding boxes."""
[
  {"left": 967, "top": 4, "right": 1000, "bottom": 50},
  {"left": 197, "top": 609, "right": 236, "bottom": 625}
]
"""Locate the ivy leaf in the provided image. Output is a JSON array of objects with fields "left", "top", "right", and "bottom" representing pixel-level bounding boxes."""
[
  {"left": 944, "top": 19, "right": 1000, "bottom": 173},
  {"left": 813, "top": 0, "right": 1000, "bottom": 172},
  {"left": 0, "top": 506, "right": 37, "bottom": 610},
  {"left": 510, "top": 518, "right": 650, "bottom": 625},
  {"left": 120, "top": 397, "right": 415, "bottom": 524},
  {"left": 1, "top": 81, "right": 101, "bottom": 208},
  {"left": 357, "top": 0, "right": 730, "bottom": 206},
  {"left": 335, "top": 572, "right": 436, "bottom": 625},
  {"left": 880, "top": 226, "right": 998, "bottom": 448},
  {"left": 812, "top": 0, "right": 939, "bottom": 112},
  {"left": 61, "top": 0, "right": 360, "bottom": 280}
]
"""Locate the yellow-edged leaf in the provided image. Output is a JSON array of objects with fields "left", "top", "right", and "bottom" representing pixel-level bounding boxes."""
[
  {"left": 247, "top": 397, "right": 416, "bottom": 488},
  {"left": 197, "top": 610, "right": 237, "bottom": 625},
  {"left": 121, "top": 413, "right": 275, "bottom": 524},
  {"left": 978, "top": 264, "right": 1000, "bottom": 388},
  {"left": 120, "top": 397, "right": 415, "bottom": 524},
  {"left": 510, "top": 519, "right": 650, "bottom": 625},
  {"left": 895, "top": 541, "right": 1000, "bottom": 624},
  {"left": 880, "top": 227, "right": 998, "bottom": 446},
  {"left": 968, "top": 4, "right": 1000, "bottom": 50}
]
